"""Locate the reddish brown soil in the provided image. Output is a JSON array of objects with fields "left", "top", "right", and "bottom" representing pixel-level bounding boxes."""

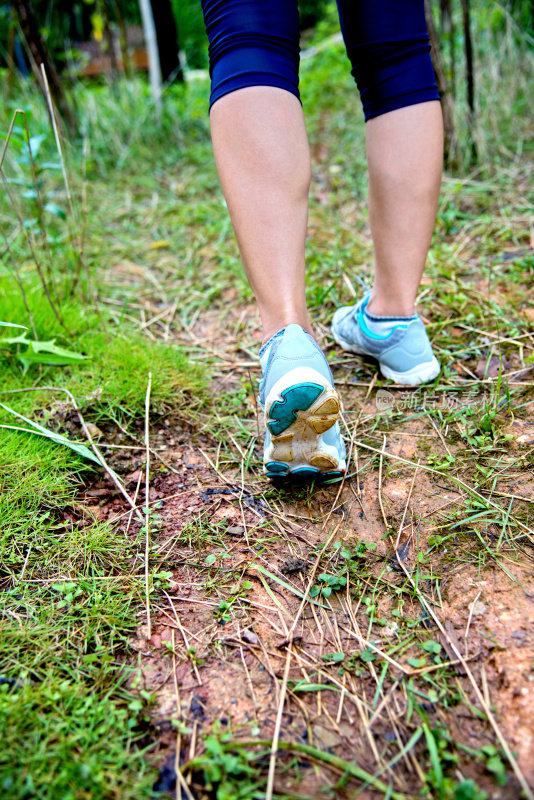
[{"left": 85, "top": 302, "right": 534, "bottom": 798}]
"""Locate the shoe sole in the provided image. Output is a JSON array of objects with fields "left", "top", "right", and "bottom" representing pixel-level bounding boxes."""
[
  {"left": 263, "top": 367, "right": 346, "bottom": 480},
  {"left": 380, "top": 356, "right": 441, "bottom": 386},
  {"left": 332, "top": 328, "right": 440, "bottom": 387}
]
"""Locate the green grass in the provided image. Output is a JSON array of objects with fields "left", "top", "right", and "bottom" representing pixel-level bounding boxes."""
[
  {"left": 0, "top": 491, "right": 157, "bottom": 799},
  {"left": 0, "top": 265, "right": 207, "bottom": 798}
]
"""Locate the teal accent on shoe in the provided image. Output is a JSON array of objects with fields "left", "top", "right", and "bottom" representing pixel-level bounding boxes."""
[
  {"left": 266, "top": 467, "right": 344, "bottom": 482},
  {"left": 357, "top": 296, "right": 408, "bottom": 341},
  {"left": 290, "top": 467, "right": 320, "bottom": 479},
  {"left": 260, "top": 324, "right": 346, "bottom": 477},
  {"left": 265, "top": 461, "right": 288, "bottom": 473},
  {"left": 267, "top": 382, "right": 323, "bottom": 436}
]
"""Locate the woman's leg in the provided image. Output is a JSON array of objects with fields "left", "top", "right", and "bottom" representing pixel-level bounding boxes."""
[
  {"left": 366, "top": 100, "right": 443, "bottom": 317},
  {"left": 202, "top": 0, "right": 346, "bottom": 478},
  {"left": 202, "top": 0, "right": 309, "bottom": 343},
  {"left": 210, "top": 86, "right": 312, "bottom": 343},
  {"left": 336, "top": 0, "right": 443, "bottom": 316}
]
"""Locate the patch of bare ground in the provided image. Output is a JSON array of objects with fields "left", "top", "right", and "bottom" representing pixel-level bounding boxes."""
[{"left": 77, "top": 303, "right": 534, "bottom": 799}]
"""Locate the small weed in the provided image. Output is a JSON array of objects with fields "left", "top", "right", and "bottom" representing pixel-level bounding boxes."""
[
  {"left": 188, "top": 728, "right": 266, "bottom": 799},
  {"left": 309, "top": 572, "right": 347, "bottom": 598},
  {"left": 213, "top": 580, "right": 254, "bottom": 623}
]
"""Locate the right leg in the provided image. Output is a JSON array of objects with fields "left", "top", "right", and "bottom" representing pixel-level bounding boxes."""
[
  {"left": 366, "top": 102, "right": 443, "bottom": 318},
  {"left": 211, "top": 87, "right": 311, "bottom": 343},
  {"left": 336, "top": 0, "right": 443, "bottom": 318},
  {"left": 203, "top": 0, "right": 311, "bottom": 344},
  {"left": 201, "top": 0, "right": 346, "bottom": 478}
]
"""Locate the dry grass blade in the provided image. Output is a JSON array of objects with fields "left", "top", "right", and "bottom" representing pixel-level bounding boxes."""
[
  {"left": 171, "top": 629, "right": 187, "bottom": 800},
  {"left": 163, "top": 590, "right": 202, "bottom": 685},
  {"left": 265, "top": 645, "right": 292, "bottom": 800},
  {"left": 378, "top": 434, "right": 389, "bottom": 529},
  {"left": 254, "top": 564, "right": 328, "bottom": 610},
  {"left": 40, "top": 64, "right": 80, "bottom": 253},
  {"left": 144, "top": 372, "right": 152, "bottom": 639},
  {"left": 39, "top": 63, "right": 93, "bottom": 298},
  {"left": 464, "top": 589, "right": 482, "bottom": 658}
]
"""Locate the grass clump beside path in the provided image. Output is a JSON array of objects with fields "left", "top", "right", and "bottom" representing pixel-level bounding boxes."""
[{"left": 0, "top": 270, "right": 206, "bottom": 798}]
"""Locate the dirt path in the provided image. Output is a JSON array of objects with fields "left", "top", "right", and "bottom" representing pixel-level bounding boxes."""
[
  {"left": 88, "top": 296, "right": 534, "bottom": 799},
  {"left": 87, "top": 92, "right": 534, "bottom": 796}
]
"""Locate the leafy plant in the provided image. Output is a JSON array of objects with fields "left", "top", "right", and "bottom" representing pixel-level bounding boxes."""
[
  {"left": 214, "top": 580, "right": 254, "bottom": 623},
  {"left": 1, "top": 330, "right": 88, "bottom": 373},
  {"left": 454, "top": 781, "right": 488, "bottom": 800},
  {"left": 189, "top": 730, "right": 264, "bottom": 800},
  {"left": 152, "top": 570, "right": 174, "bottom": 590}
]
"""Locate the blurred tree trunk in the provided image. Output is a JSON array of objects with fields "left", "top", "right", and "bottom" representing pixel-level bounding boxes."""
[
  {"left": 13, "top": 0, "right": 77, "bottom": 136},
  {"left": 424, "top": 0, "right": 456, "bottom": 164},
  {"left": 116, "top": 0, "right": 132, "bottom": 77},
  {"left": 7, "top": 7, "right": 16, "bottom": 92},
  {"left": 150, "top": 0, "right": 183, "bottom": 83},
  {"left": 139, "top": 0, "right": 162, "bottom": 115},
  {"left": 101, "top": 0, "right": 118, "bottom": 81},
  {"left": 460, "top": 0, "right": 477, "bottom": 159},
  {"left": 439, "top": 0, "right": 456, "bottom": 96}
]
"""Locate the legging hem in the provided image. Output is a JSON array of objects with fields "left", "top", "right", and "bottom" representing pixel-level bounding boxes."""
[
  {"left": 363, "top": 89, "right": 441, "bottom": 121},
  {"left": 209, "top": 79, "right": 301, "bottom": 111}
]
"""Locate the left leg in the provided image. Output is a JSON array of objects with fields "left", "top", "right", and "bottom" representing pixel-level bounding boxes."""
[
  {"left": 203, "top": 0, "right": 311, "bottom": 343},
  {"left": 332, "top": 0, "right": 443, "bottom": 384},
  {"left": 366, "top": 100, "right": 443, "bottom": 318},
  {"left": 211, "top": 87, "right": 312, "bottom": 343}
]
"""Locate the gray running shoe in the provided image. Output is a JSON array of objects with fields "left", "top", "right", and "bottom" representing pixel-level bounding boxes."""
[
  {"left": 332, "top": 296, "right": 440, "bottom": 386},
  {"left": 259, "top": 324, "right": 346, "bottom": 480}
]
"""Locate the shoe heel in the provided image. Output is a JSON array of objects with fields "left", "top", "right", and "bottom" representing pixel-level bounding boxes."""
[{"left": 263, "top": 370, "right": 344, "bottom": 478}]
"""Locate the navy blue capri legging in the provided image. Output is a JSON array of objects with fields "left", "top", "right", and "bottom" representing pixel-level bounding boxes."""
[{"left": 200, "top": 0, "right": 440, "bottom": 121}]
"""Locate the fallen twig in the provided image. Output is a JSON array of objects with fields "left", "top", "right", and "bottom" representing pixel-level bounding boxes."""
[{"left": 144, "top": 372, "right": 152, "bottom": 639}]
